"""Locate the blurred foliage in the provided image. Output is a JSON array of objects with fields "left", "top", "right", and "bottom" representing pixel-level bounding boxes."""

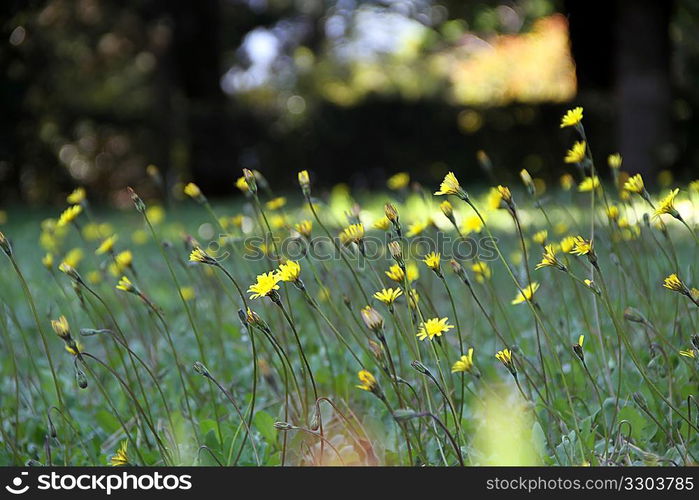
[{"left": 1, "top": 0, "right": 698, "bottom": 204}]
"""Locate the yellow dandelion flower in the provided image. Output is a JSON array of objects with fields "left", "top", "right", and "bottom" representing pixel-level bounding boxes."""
[
  {"left": 416, "top": 317, "right": 454, "bottom": 341},
  {"left": 560, "top": 106, "right": 583, "bottom": 128},
  {"left": 373, "top": 287, "right": 403, "bottom": 305},
  {"left": 189, "top": 247, "right": 215, "bottom": 264},
  {"left": 451, "top": 348, "right": 474, "bottom": 373},
  {"left": 406, "top": 262, "right": 420, "bottom": 282},
  {"left": 654, "top": 188, "right": 680, "bottom": 218},
  {"left": 298, "top": 170, "right": 310, "bottom": 188},
  {"left": 266, "top": 197, "right": 287, "bottom": 210},
  {"left": 606, "top": 205, "right": 619, "bottom": 221},
  {"left": 184, "top": 182, "right": 202, "bottom": 199},
  {"left": 235, "top": 176, "right": 249, "bottom": 192},
  {"left": 623, "top": 174, "right": 645, "bottom": 194},
  {"left": 434, "top": 172, "right": 462, "bottom": 196},
  {"left": 462, "top": 214, "right": 484, "bottom": 234},
  {"left": 532, "top": 230, "right": 548, "bottom": 245},
  {"left": 385, "top": 264, "right": 405, "bottom": 283},
  {"left": 471, "top": 261, "right": 492, "bottom": 282},
  {"left": 295, "top": 220, "right": 313, "bottom": 237},
  {"left": 180, "top": 286, "right": 195, "bottom": 301},
  {"left": 511, "top": 282, "right": 539, "bottom": 305},
  {"left": 372, "top": 217, "right": 391, "bottom": 231},
  {"left": 116, "top": 276, "right": 135, "bottom": 293},
  {"left": 663, "top": 273, "right": 686, "bottom": 293},
  {"left": 387, "top": 172, "right": 410, "bottom": 190},
  {"left": 560, "top": 235, "right": 577, "bottom": 253},
  {"left": 51, "top": 315, "right": 70, "bottom": 339},
  {"left": 95, "top": 235, "right": 117, "bottom": 255},
  {"left": 422, "top": 252, "right": 441, "bottom": 271},
  {"left": 340, "top": 223, "right": 365, "bottom": 245},
  {"left": 355, "top": 369, "right": 377, "bottom": 392},
  {"left": 63, "top": 248, "right": 84, "bottom": 268},
  {"left": 571, "top": 236, "right": 593, "bottom": 256},
  {"left": 66, "top": 187, "right": 86, "bottom": 204},
  {"left": 535, "top": 244, "right": 563, "bottom": 270},
  {"left": 110, "top": 440, "right": 130, "bottom": 466},
  {"left": 440, "top": 200, "right": 454, "bottom": 220},
  {"left": 608, "top": 153, "right": 622, "bottom": 169},
  {"left": 115, "top": 250, "right": 132, "bottom": 269},
  {"left": 578, "top": 176, "right": 600, "bottom": 192},
  {"left": 495, "top": 348, "right": 516, "bottom": 375},
  {"left": 57, "top": 205, "right": 82, "bottom": 227},
  {"left": 278, "top": 260, "right": 301, "bottom": 282},
  {"left": 406, "top": 220, "right": 428, "bottom": 237},
  {"left": 564, "top": 141, "right": 586, "bottom": 164},
  {"left": 248, "top": 272, "right": 281, "bottom": 299}
]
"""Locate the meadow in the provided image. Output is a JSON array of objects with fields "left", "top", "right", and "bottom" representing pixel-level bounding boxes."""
[{"left": 0, "top": 108, "right": 698, "bottom": 466}]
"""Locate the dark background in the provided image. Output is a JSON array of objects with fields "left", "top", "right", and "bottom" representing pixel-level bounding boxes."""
[{"left": 1, "top": 0, "right": 697, "bottom": 205}]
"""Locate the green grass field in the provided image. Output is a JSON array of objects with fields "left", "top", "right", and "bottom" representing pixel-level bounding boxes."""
[{"left": 1, "top": 113, "right": 699, "bottom": 466}]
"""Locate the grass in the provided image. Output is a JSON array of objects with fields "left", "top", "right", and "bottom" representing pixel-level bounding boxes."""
[{"left": 1, "top": 118, "right": 699, "bottom": 466}]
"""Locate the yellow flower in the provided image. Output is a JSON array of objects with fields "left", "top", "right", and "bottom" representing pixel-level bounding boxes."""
[
  {"left": 608, "top": 153, "right": 622, "bottom": 169},
  {"left": 96, "top": 235, "right": 117, "bottom": 255},
  {"left": 560, "top": 235, "right": 577, "bottom": 253},
  {"left": 65, "top": 341, "right": 82, "bottom": 356},
  {"left": 488, "top": 186, "right": 511, "bottom": 209},
  {"left": 340, "top": 223, "right": 365, "bottom": 245},
  {"left": 497, "top": 185, "right": 512, "bottom": 203},
  {"left": 623, "top": 174, "right": 645, "bottom": 194},
  {"left": 42, "top": 253, "right": 54, "bottom": 270},
  {"left": 440, "top": 200, "right": 454, "bottom": 220},
  {"left": 63, "top": 248, "right": 84, "bottom": 268},
  {"left": 560, "top": 106, "right": 583, "bottom": 128},
  {"left": 184, "top": 182, "right": 202, "bottom": 199},
  {"left": 87, "top": 270, "right": 102, "bottom": 285},
  {"left": 654, "top": 188, "right": 680, "bottom": 218},
  {"left": 115, "top": 250, "right": 132, "bottom": 269},
  {"left": 248, "top": 272, "right": 281, "bottom": 299},
  {"left": 663, "top": 273, "right": 687, "bottom": 293},
  {"left": 180, "top": 286, "right": 195, "bottom": 301},
  {"left": 110, "top": 440, "right": 130, "bottom": 466},
  {"left": 406, "top": 262, "right": 420, "bottom": 282},
  {"left": 535, "top": 244, "right": 564, "bottom": 270},
  {"left": 471, "top": 261, "right": 491, "bottom": 282},
  {"left": 679, "top": 349, "right": 696, "bottom": 359},
  {"left": 416, "top": 317, "right": 454, "bottom": 341},
  {"left": 145, "top": 205, "right": 165, "bottom": 225},
  {"left": 66, "top": 187, "right": 86, "bottom": 204},
  {"left": 373, "top": 287, "right": 403, "bottom": 305},
  {"left": 372, "top": 217, "right": 391, "bottom": 231},
  {"left": 278, "top": 260, "right": 301, "bottom": 282},
  {"left": 578, "top": 176, "right": 600, "bottom": 192},
  {"left": 189, "top": 247, "right": 214, "bottom": 264},
  {"left": 355, "top": 369, "right": 377, "bottom": 392},
  {"left": 57, "top": 205, "right": 82, "bottom": 227},
  {"left": 434, "top": 172, "right": 462, "bottom": 196},
  {"left": 422, "top": 252, "right": 441, "bottom": 271},
  {"left": 606, "top": 205, "right": 619, "bottom": 221},
  {"left": 235, "top": 176, "right": 249, "bottom": 192},
  {"left": 387, "top": 172, "right": 410, "bottom": 190},
  {"left": 462, "top": 214, "right": 484, "bottom": 234},
  {"left": 560, "top": 173, "right": 574, "bottom": 191},
  {"left": 564, "top": 141, "right": 586, "bottom": 163},
  {"left": 385, "top": 264, "right": 405, "bottom": 283},
  {"left": 571, "top": 236, "right": 593, "bottom": 256},
  {"left": 451, "top": 348, "right": 474, "bottom": 373},
  {"left": 266, "top": 197, "right": 287, "bottom": 210},
  {"left": 511, "top": 282, "right": 539, "bottom": 305},
  {"left": 294, "top": 220, "right": 313, "bottom": 237},
  {"left": 495, "top": 348, "right": 515, "bottom": 375},
  {"left": 298, "top": 170, "right": 310, "bottom": 187},
  {"left": 51, "top": 316, "right": 70, "bottom": 339},
  {"left": 578, "top": 334, "right": 584, "bottom": 347},
  {"left": 532, "top": 230, "right": 548, "bottom": 245},
  {"left": 116, "top": 276, "right": 135, "bottom": 293},
  {"left": 406, "top": 220, "right": 428, "bottom": 237},
  {"left": 519, "top": 169, "right": 534, "bottom": 189}
]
